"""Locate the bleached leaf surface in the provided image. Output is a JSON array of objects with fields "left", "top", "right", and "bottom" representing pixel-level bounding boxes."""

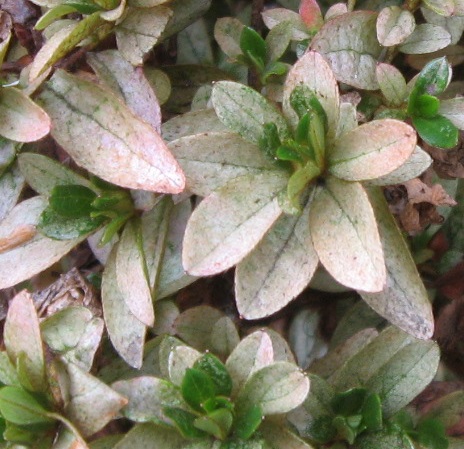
[
  {"left": 0, "top": 88, "right": 50, "bottom": 142},
  {"left": 260, "top": 421, "right": 316, "bottom": 449},
  {"left": 236, "top": 196, "right": 318, "bottom": 319},
  {"left": 310, "top": 178, "right": 386, "bottom": 292},
  {"left": 311, "top": 11, "right": 382, "bottom": 90},
  {"left": 237, "top": 362, "right": 309, "bottom": 415},
  {"left": 174, "top": 305, "right": 227, "bottom": 352},
  {"left": 400, "top": 24, "right": 451, "bottom": 54},
  {"left": 423, "top": 0, "right": 464, "bottom": 17},
  {"left": 329, "top": 326, "right": 414, "bottom": 389},
  {"left": 210, "top": 316, "right": 240, "bottom": 359},
  {"left": 168, "top": 346, "right": 201, "bottom": 386},
  {"left": 376, "top": 6, "right": 415, "bottom": 47},
  {"left": 366, "top": 339, "right": 439, "bottom": 417},
  {"left": 41, "top": 307, "right": 103, "bottom": 371},
  {"left": 64, "top": 362, "right": 128, "bottom": 437},
  {"left": 157, "top": 200, "right": 196, "bottom": 299},
  {"left": 39, "top": 70, "right": 185, "bottom": 193},
  {"left": 114, "top": 423, "right": 185, "bottom": 449},
  {"left": 168, "top": 132, "right": 275, "bottom": 196},
  {"left": 212, "top": 81, "right": 290, "bottom": 144},
  {"left": 214, "top": 17, "right": 244, "bottom": 59},
  {"left": 0, "top": 197, "right": 85, "bottom": 289},
  {"left": 129, "top": 0, "right": 171, "bottom": 6},
  {"left": 329, "top": 119, "right": 417, "bottom": 181},
  {"left": 0, "top": 164, "right": 24, "bottom": 222},
  {"left": 376, "top": 63, "right": 407, "bottom": 107},
  {"left": 87, "top": 50, "right": 162, "bottom": 132},
  {"left": 4, "top": 291, "right": 46, "bottom": 392},
  {"left": 439, "top": 97, "right": 464, "bottom": 129},
  {"left": 161, "top": 109, "right": 228, "bottom": 142},
  {"left": 335, "top": 103, "right": 358, "bottom": 139},
  {"left": 140, "top": 197, "right": 172, "bottom": 292},
  {"left": 361, "top": 188, "right": 434, "bottom": 339},
  {"left": 29, "top": 14, "right": 104, "bottom": 81},
  {"left": 112, "top": 376, "right": 182, "bottom": 422},
  {"left": 18, "top": 153, "right": 93, "bottom": 196},
  {"left": 261, "top": 8, "right": 310, "bottom": 41},
  {"left": 367, "top": 146, "right": 432, "bottom": 186},
  {"left": 116, "top": 6, "right": 172, "bottom": 65},
  {"left": 226, "top": 331, "right": 274, "bottom": 396},
  {"left": 102, "top": 247, "right": 146, "bottom": 368},
  {"left": 421, "top": 7, "right": 464, "bottom": 45},
  {"left": 283, "top": 51, "right": 340, "bottom": 137},
  {"left": 183, "top": 172, "right": 287, "bottom": 276},
  {"left": 177, "top": 18, "right": 213, "bottom": 65},
  {"left": 116, "top": 219, "right": 154, "bottom": 327}
]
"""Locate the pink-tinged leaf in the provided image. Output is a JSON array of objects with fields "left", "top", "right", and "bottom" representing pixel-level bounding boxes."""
[
  {"left": 262, "top": 8, "right": 310, "bottom": 41},
  {"left": 39, "top": 70, "right": 185, "bottom": 193},
  {"left": 102, "top": 246, "right": 146, "bottom": 368},
  {"left": 360, "top": 187, "right": 434, "bottom": 340},
  {"left": 182, "top": 172, "right": 287, "bottom": 276},
  {"left": 0, "top": 197, "right": 86, "bottom": 289},
  {"left": 376, "top": 6, "right": 416, "bottom": 47},
  {"left": 0, "top": 88, "right": 50, "bottom": 142},
  {"left": 310, "top": 178, "right": 386, "bottom": 292},
  {"left": 299, "top": 0, "right": 323, "bottom": 31},
  {"left": 236, "top": 194, "right": 318, "bottom": 320},
  {"left": 328, "top": 119, "right": 417, "bottom": 182},
  {"left": 87, "top": 50, "right": 162, "bottom": 132},
  {"left": 214, "top": 17, "right": 244, "bottom": 59},
  {"left": 4, "top": 290, "right": 46, "bottom": 392},
  {"left": 283, "top": 51, "right": 340, "bottom": 139}
]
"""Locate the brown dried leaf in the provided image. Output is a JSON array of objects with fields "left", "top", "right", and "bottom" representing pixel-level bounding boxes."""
[{"left": 404, "top": 178, "right": 457, "bottom": 206}]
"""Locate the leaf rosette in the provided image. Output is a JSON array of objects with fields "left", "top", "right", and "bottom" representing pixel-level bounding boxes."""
[{"left": 175, "top": 51, "right": 433, "bottom": 339}]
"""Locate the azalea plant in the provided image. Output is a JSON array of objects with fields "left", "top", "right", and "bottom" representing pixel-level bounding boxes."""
[{"left": 1, "top": 0, "right": 464, "bottom": 448}]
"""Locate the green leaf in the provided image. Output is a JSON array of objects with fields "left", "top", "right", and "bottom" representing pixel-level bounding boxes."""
[
  {"left": 308, "top": 416, "right": 336, "bottom": 443},
  {"left": 332, "top": 388, "right": 367, "bottom": 416},
  {"left": 182, "top": 368, "right": 216, "bottom": 412},
  {"left": 415, "top": 419, "right": 448, "bottom": 449},
  {"left": 410, "top": 57, "right": 451, "bottom": 99},
  {"left": 240, "top": 27, "right": 266, "bottom": 66},
  {"left": 64, "top": 0, "right": 103, "bottom": 13},
  {"left": 412, "top": 115, "right": 459, "bottom": 149},
  {"left": 49, "top": 184, "right": 97, "bottom": 219},
  {"left": 212, "top": 81, "right": 290, "bottom": 145},
  {"left": 164, "top": 407, "right": 207, "bottom": 439},
  {"left": 234, "top": 404, "right": 263, "bottom": 440},
  {"left": 2, "top": 421, "right": 36, "bottom": 445},
  {"left": 0, "top": 386, "right": 54, "bottom": 426},
  {"left": 361, "top": 394, "right": 383, "bottom": 432},
  {"left": 194, "top": 408, "right": 233, "bottom": 440},
  {"left": 194, "top": 354, "right": 233, "bottom": 397},
  {"left": 202, "top": 397, "right": 234, "bottom": 414},
  {"left": 333, "top": 415, "right": 357, "bottom": 444},
  {"left": 38, "top": 207, "right": 104, "bottom": 240},
  {"left": 413, "top": 94, "right": 440, "bottom": 119}
]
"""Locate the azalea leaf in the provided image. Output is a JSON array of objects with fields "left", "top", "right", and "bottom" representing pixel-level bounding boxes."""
[
  {"left": 182, "top": 172, "right": 287, "bottom": 276},
  {"left": 311, "top": 11, "right": 382, "bottom": 90},
  {"left": 39, "top": 70, "right": 185, "bottom": 193},
  {"left": 439, "top": 97, "right": 464, "bottom": 129},
  {"left": 168, "top": 132, "right": 275, "bottom": 197},
  {"left": 236, "top": 194, "right": 318, "bottom": 319},
  {"left": 113, "top": 423, "right": 186, "bottom": 449},
  {"left": 262, "top": 8, "right": 310, "bottom": 41},
  {"left": 376, "top": 63, "right": 407, "bottom": 107},
  {"left": 116, "top": 219, "right": 154, "bottom": 327},
  {"left": 283, "top": 51, "right": 339, "bottom": 140},
  {"left": 4, "top": 291, "right": 46, "bottom": 392},
  {"left": 0, "top": 197, "right": 86, "bottom": 289},
  {"left": 214, "top": 17, "right": 244, "bottom": 59},
  {"left": 309, "top": 178, "right": 386, "bottom": 292},
  {"left": 412, "top": 115, "right": 459, "bottom": 149},
  {"left": 111, "top": 376, "right": 182, "bottom": 423},
  {"left": 225, "top": 331, "right": 274, "bottom": 396},
  {"left": 168, "top": 345, "right": 201, "bottom": 386},
  {"left": 299, "top": 0, "right": 324, "bottom": 31},
  {"left": 236, "top": 362, "right": 309, "bottom": 415},
  {"left": 0, "top": 88, "right": 50, "bottom": 142},
  {"left": 329, "top": 119, "right": 417, "bottom": 181},
  {"left": 102, "top": 246, "right": 147, "bottom": 369},
  {"left": 361, "top": 187, "right": 434, "bottom": 340},
  {"left": 376, "top": 6, "right": 415, "bottom": 47},
  {"left": 115, "top": 6, "right": 172, "bottom": 65},
  {"left": 87, "top": 50, "right": 162, "bottom": 132},
  {"left": 399, "top": 24, "right": 451, "bottom": 54},
  {"left": 212, "top": 81, "right": 290, "bottom": 145}
]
